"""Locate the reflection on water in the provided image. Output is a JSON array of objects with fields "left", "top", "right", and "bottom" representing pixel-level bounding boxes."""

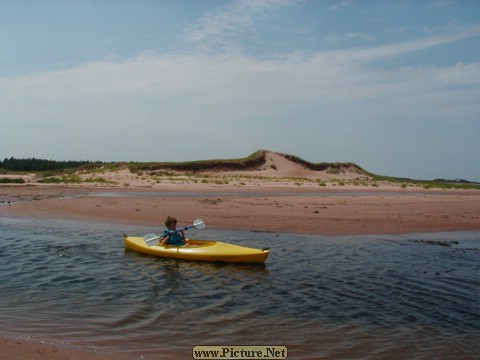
[{"left": 0, "top": 218, "right": 479, "bottom": 359}]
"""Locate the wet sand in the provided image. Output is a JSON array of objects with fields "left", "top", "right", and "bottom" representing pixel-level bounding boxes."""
[
  {"left": 1, "top": 183, "right": 480, "bottom": 359},
  {"left": 1, "top": 185, "right": 479, "bottom": 235},
  {"left": 1, "top": 337, "right": 136, "bottom": 360}
]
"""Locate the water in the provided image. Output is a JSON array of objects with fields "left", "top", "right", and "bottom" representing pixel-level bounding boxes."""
[
  {"left": 86, "top": 190, "right": 442, "bottom": 198},
  {"left": 0, "top": 217, "right": 478, "bottom": 359}
]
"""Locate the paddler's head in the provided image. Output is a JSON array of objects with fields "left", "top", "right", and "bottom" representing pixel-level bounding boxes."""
[{"left": 165, "top": 216, "right": 177, "bottom": 230}]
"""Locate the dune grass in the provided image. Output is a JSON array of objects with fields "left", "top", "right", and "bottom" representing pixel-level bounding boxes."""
[
  {"left": 0, "top": 178, "right": 26, "bottom": 184},
  {"left": 127, "top": 150, "right": 267, "bottom": 172}
]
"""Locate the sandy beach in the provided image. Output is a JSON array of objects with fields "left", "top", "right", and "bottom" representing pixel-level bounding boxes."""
[
  {"left": 1, "top": 175, "right": 479, "bottom": 359},
  {"left": 1, "top": 184, "right": 479, "bottom": 235}
]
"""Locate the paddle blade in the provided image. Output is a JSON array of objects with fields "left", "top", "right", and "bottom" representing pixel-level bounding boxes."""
[
  {"left": 193, "top": 218, "right": 205, "bottom": 230},
  {"left": 144, "top": 233, "right": 161, "bottom": 247}
]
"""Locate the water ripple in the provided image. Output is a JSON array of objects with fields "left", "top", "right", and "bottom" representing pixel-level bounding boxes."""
[{"left": 0, "top": 218, "right": 478, "bottom": 359}]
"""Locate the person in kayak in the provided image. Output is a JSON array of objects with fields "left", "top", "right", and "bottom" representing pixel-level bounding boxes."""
[{"left": 161, "top": 216, "right": 186, "bottom": 246}]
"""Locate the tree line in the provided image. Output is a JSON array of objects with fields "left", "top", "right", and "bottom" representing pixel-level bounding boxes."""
[{"left": 0, "top": 157, "right": 96, "bottom": 171}]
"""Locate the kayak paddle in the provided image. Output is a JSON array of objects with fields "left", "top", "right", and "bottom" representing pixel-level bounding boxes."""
[{"left": 144, "top": 218, "right": 205, "bottom": 246}]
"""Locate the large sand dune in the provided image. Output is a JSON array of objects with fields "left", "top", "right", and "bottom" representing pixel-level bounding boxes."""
[{"left": 1, "top": 150, "right": 369, "bottom": 189}]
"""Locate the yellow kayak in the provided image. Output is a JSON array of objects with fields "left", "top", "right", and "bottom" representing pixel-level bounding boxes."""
[{"left": 124, "top": 235, "right": 270, "bottom": 264}]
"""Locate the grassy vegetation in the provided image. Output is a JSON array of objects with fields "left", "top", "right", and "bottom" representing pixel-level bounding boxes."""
[
  {"left": 364, "top": 171, "right": 480, "bottom": 190},
  {"left": 419, "top": 181, "right": 480, "bottom": 190},
  {"left": 281, "top": 152, "right": 365, "bottom": 173},
  {"left": 37, "top": 176, "right": 83, "bottom": 184},
  {"left": 127, "top": 150, "right": 267, "bottom": 172},
  {"left": 0, "top": 178, "right": 26, "bottom": 184},
  {"left": 37, "top": 176, "right": 116, "bottom": 185}
]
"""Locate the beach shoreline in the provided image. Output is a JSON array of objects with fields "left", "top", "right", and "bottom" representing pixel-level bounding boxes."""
[
  {"left": 0, "top": 336, "right": 140, "bottom": 360},
  {"left": 1, "top": 183, "right": 479, "bottom": 235}
]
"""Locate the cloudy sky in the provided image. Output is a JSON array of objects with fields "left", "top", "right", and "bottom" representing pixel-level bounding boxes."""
[{"left": 1, "top": 0, "right": 479, "bottom": 181}]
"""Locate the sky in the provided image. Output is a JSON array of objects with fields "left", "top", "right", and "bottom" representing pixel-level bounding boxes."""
[{"left": 1, "top": 0, "right": 479, "bottom": 181}]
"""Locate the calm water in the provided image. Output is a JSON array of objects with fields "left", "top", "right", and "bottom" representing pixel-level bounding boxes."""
[{"left": 0, "top": 217, "right": 478, "bottom": 359}]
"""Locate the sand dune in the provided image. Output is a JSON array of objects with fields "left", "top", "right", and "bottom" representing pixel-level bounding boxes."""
[
  {"left": 210, "top": 151, "right": 365, "bottom": 180},
  {"left": 1, "top": 151, "right": 370, "bottom": 189}
]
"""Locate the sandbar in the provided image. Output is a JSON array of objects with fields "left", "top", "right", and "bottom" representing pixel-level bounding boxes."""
[{"left": 1, "top": 183, "right": 479, "bottom": 235}]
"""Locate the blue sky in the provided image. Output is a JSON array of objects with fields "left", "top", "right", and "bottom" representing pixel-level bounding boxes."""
[{"left": 1, "top": 0, "right": 479, "bottom": 181}]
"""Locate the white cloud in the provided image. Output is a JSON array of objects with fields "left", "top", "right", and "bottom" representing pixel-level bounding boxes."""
[
  {"left": 428, "top": 0, "right": 455, "bottom": 9},
  {"left": 433, "top": 62, "right": 480, "bottom": 84},
  {"left": 180, "top": 0, "right": 298, "bottom": 53},
  {"left": 324, "top": 32, "right": 376, "bottom": 43},
  {"left": 330, "top": 0, "right": 353, "bottom": 11},
  {"left": 2, "top": 29, "right": 478, "bottom": 139},
  {"left": 330, "top": 24, "right": 480, "bottom": 64}
]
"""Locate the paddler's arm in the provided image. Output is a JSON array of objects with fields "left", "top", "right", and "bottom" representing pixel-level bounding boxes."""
[
  {"left": 160, "top": 230, "right": 172, "bottom": 245},
  {"left": 161, "top": 236, "right": 169, "bottom": 245},
  {"left": 180, "top": 230, "right": 187, "bottom": 245}
]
